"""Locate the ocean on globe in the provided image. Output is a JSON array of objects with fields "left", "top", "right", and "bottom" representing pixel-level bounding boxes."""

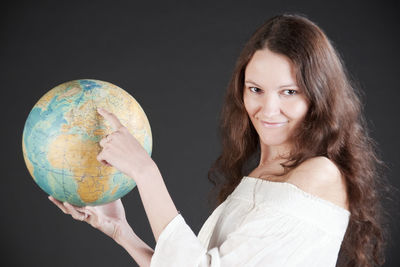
[{"left": 22, "top": 79, "right": 152, "bottom": 206}]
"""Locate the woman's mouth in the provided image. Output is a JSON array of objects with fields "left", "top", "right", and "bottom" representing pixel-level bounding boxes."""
[{"left": 261, "top": 120, "right": 288, "bottom": 128}]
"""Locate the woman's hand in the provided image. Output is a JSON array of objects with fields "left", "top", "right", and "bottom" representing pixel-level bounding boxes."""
[
  {"left": 49, "top": 196, "right": 156, "bottom": 266},
  {"left": 48, "top": 196, "right": 130, "bottom": 244},
  {"left": 96, "top": 107, "right": 153, "bottom": 182}
]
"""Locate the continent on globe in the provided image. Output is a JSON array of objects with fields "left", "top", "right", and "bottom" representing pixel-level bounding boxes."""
[{"left": 22, "top": 79, "right": 152, "bottom": 206}]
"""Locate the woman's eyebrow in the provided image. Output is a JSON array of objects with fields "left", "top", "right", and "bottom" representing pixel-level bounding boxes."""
[
  {"left": 244, "top": 80, "right": 263, "bottom": 88},
  {"left": 278, "top": 83, "right": 298, "bottom": 88},
  {"left": 245, "top": 80, "right": 298, "bottom": 89}
]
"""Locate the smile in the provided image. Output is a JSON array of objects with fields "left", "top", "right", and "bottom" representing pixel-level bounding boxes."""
[{"left": 261, "top": 121, "right": 288, "bottom": 128}]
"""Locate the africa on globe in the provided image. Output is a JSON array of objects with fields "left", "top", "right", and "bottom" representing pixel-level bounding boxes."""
[{"left": 22, "top": 79, "right": 152, "bottom": 206}]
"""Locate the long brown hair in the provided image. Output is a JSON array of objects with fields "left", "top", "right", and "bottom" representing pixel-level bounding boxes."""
[{"left": 207, "top": 14, "right": 395, "bottom": 267}]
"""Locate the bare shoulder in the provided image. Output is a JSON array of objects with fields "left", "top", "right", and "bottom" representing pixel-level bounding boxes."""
[{"left": 286, "top": 156, "right": 349, "bottom": 211}]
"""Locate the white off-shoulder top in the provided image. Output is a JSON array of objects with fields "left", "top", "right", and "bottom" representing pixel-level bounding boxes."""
[{"left": 150, "top": 176, "right": 350, "bottom": 267}]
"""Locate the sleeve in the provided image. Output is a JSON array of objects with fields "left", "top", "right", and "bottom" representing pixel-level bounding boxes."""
[{"left": 150, "top": 209, "right": 341, "bottom": 267}]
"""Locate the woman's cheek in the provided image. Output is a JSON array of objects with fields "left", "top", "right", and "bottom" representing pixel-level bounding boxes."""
[{"left": 285, "top": 99, "right": 308, "bottom": 119}]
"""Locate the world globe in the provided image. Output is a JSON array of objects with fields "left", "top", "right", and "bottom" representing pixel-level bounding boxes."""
[{"left": 22, "top": 79, "right": 152, "bottom": 206}]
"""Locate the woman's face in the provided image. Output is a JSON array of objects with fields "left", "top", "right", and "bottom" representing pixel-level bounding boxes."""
[{"left": 243, "top": 48, "right": 309, "bottom": 147}]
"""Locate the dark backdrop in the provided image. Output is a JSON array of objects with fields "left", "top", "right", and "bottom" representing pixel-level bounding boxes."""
[{"left": 1, "top": 0, "right": 399, "bottom": 266}]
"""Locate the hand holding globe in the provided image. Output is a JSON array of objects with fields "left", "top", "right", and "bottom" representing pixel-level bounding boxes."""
[
  {"left": 48, "top": 197, "right": 133, "bottom": 245},
  {"left": 23, "top": 79, "right": 175, "bottom": 264},
  {"left": 47, "top": 106, "right": 155, "bottom": 244}
]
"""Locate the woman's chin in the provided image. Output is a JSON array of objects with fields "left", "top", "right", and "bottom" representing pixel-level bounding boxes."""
[{"left": 259, "top": 138, "right": 288, "bottom": 147}]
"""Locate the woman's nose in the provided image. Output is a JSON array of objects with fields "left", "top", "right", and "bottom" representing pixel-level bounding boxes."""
[{"left": 260, "top": 93, "right": 280, "bottom": 117}]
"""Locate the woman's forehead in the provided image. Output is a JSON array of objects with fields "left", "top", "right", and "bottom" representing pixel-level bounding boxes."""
[{"left": 245, "top": 49, "right": 297, "bottom": 89}]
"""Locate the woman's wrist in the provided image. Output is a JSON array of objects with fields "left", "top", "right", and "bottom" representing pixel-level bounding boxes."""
[
  {"left": 114, "top": 219, "right": 135, "bottom": 246},
  {"left": 115, "top": 220, "right": 154, "bottom": 267},
  {"left": 131, "top": 158, "right": 159, "bottom": 186}
]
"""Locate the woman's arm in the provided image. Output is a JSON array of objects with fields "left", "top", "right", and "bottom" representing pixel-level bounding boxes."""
[
  {"left": 135, "top": 161, "right": 180, "bottom": 242},
  {"left": 50, "top": 108, "right": 180, "bottom": 266},
  {"left": 96, "top": 108, "right": 180, "bottom": 242},
  {"left": 116, "top": 220, "right": 155, "bottom": 267}
]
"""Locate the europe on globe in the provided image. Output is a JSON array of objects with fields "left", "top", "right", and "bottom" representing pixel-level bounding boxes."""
[{"left": 22, "top": 79, "right": 152, "bottom": 206}]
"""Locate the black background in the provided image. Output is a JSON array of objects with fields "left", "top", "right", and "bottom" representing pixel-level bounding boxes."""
[{"left": 1, "top": 0, "right": 399, "bottom": 266}]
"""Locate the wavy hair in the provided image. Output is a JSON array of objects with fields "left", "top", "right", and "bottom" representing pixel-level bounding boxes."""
[{"left": 207, "top": 14, "right": 395, "bottom": 267}]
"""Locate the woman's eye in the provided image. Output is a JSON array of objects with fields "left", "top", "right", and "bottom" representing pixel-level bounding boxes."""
[
  {"left": 249, "top": 87, "right": 261, "bottom": 93},
  {"left": 283, "top": 89, "right": 297, "bottom": 96}
]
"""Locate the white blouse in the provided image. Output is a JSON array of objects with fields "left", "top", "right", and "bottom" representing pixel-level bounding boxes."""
[{"left": 150, "top": 176, "right": 350, "bottom": 267}]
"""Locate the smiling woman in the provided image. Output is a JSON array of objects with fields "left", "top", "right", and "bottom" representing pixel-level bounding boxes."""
[
  {"left": 206, "top": 13, "right": 390, "bottom": 267},
  {"left": 243, "top": 48, "right": 309, "bottom": 148},
  {"left": 49, "top": 13, "right": 390, "bottom": 267}
]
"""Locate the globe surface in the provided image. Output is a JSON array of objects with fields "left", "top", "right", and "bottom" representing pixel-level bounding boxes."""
[{"left": 22, "top": 79, "right": 152, "bottom": 206}]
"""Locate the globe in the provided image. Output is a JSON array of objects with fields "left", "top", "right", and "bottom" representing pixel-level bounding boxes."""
[{"left": 22, "top": 79, "right": 152, "bottom": 206}]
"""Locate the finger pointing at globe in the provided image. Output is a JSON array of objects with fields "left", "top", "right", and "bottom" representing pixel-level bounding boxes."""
[
  {"left": 96, "top": 107, "right": 153, "bottom": 182},
  {"left": 97, "top": 107, "right": 125, "bottom": 131}
]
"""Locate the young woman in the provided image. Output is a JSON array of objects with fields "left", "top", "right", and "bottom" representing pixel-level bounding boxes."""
[{"left": 49, "top": 14, "right": 389, "bottom": 266}]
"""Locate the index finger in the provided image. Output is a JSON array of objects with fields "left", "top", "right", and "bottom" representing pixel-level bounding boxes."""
[{"left": 97, "top": 108, "right": 124, "bottom": 130}]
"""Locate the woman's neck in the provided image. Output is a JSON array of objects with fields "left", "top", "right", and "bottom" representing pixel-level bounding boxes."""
[{"left": 258, "top": 142, "right": 292, "bottom": 165}]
